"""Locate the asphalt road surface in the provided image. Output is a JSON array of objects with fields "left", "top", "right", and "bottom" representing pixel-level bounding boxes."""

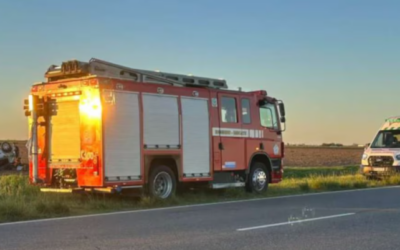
[{"left": 1, "top": 186, "right": 400, "bottom": 250}]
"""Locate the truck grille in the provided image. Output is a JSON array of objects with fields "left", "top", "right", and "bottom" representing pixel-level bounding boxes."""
[{"left": 368, "top": 156, "right": 394, "bottom": 167}]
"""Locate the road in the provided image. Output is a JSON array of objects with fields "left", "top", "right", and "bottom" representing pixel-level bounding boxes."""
[{"left": 1, "top": 186, "right": 400, "bottom": 250}]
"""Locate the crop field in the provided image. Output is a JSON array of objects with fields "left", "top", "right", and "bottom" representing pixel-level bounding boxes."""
[
  {"left": 4, "top": 140, "right": 365, "bottom": 168},
  {"left": 284, "top": 146, "right": 364, "bottom": 167}
]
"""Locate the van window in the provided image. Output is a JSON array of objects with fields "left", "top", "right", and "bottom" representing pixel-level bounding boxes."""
[
  {"left": 371, "top": 130, "right": 400, "bottom": 148},
  {"left": 241, "top": 98, "right": 251, "bottom": 124},
  {"left": 259, "top": 102, "right": 278, "bottom": 129},
  {"left": 221, "top": 97, "right": 237, "bottom": 123}
]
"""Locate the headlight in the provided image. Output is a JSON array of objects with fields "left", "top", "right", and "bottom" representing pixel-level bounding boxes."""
[
  {"left": 362, "top": 153, "right": 368, "bottom": 160},
  {"left": 395, "top": 155, "right": 400, "bottom": 161}
]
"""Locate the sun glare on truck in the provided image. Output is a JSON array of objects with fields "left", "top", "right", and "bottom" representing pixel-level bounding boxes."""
[{"left": 79, "top": 96, "right": 102, "bottom": 119}]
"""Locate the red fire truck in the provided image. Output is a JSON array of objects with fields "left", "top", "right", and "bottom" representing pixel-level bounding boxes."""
[{"left": 23, "top": 58, "right": 286, "bottom": 199}]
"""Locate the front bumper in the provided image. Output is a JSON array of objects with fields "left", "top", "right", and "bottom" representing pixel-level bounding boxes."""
[{"left": 360, "top": 165, "right": 400, "bottom": 176}]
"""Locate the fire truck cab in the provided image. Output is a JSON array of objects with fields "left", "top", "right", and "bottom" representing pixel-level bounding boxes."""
[{"left": 23, "top": 58, "right": 286, "bottom": 199}]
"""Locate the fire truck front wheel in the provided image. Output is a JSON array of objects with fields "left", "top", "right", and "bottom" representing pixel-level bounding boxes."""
[
  {"left": 147, "top": 166, "right": 177, "bottom": 199},
  {"left": 246, "top": 162, "right": 269, "bottom": 193}
]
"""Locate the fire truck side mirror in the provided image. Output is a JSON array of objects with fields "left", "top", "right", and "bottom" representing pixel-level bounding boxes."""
[
  {"left": 278, "top": 102, "right": 285, "bottom": 117},
  {"left": 277, "top": 101, "right": 287, "bottom": 132}
]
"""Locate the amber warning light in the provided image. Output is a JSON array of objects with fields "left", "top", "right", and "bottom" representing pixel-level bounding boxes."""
[
  {"left": 23, "top": 95, "right": 58, "bottom": 117},
  {"left": 50, "top": 91, "right": 82, "bottom": 97},
  {"left": 23, "top": 96, "right": 32, "bottom": 117}
]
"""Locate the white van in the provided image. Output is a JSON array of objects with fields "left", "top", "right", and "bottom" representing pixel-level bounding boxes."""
[{"left": 360, "top": 116, "right": 400, "bottom": 177}]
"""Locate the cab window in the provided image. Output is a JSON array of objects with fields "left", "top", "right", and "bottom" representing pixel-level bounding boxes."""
[
  {"left": 241, "top": 98, "right": 251, "bottom": 124},
  {"left": 259, "top": 102, "right": 279, "bottom": 129},
  {"left": 221, "top": 97, "right": 237, "bottom": 123}
]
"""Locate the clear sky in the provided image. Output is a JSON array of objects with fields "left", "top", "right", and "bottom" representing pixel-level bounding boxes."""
[{"left": 0, "top": 0, "right": 399, "bottom": 145}]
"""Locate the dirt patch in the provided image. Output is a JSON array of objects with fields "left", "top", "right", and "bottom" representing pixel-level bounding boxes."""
[{"left": 285, "top": 146, "right": 364, "bottom": 167}]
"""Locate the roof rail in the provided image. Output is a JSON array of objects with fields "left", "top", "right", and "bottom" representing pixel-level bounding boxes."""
[{"left": 45, "top": 58, "right": 228, "bottom": 89}]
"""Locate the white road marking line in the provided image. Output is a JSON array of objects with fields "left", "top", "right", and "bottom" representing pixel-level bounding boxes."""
[
  {"left": 0, "top": 185, "right": 398, "bottom": 227},
  {"left": 237, "top": 213, "right": 356, "bottom": 232}
]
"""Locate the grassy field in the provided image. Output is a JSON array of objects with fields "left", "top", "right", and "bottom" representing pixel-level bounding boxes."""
[{"left": 1, "top": 166, "right": 400, "bottom": 223}]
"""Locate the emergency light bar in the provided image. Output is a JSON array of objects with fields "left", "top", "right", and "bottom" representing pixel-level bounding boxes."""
[
  {"left": 61, "top": 60, "right": 89, "bottom": 74},
  {"left": 45, "top": 60, "right": 89, "bottom": 79},
  {"left": 385, "top": 117, "right": 400, "bottom": 123}
]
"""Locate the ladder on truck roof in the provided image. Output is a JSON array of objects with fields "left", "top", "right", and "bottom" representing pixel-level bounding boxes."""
[{"left": 45, "top": 58, "right": 229, "bottom": 89}]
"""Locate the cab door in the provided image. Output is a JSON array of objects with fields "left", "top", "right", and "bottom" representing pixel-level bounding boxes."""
[{"left": 216, "top": 93, "right": 246, "bottom": 171}]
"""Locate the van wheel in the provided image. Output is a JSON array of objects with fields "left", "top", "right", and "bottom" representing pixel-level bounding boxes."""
[
  {"left": 246, "top": 162, "right": 269, "bottom": 193},
  {"left": 148, "top": 166, "right": 176, "bottom": 199}
]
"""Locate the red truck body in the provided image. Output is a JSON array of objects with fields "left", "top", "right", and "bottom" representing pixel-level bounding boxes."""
[{"left": 24, "top": 58, "right": 286, "bottom": 199}]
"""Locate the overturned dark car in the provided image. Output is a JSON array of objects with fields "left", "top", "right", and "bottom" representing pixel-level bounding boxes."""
[{"left": 0, "top": 141, "right": 23, "bottom": 172}]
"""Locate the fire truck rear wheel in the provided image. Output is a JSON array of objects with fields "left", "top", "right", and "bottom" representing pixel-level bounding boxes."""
[
  {"left": 148, "top": 166, "right": 177, "bottom": 199},
  {"left": 246, "top": 162, "right": 269, "bottom": 193}
]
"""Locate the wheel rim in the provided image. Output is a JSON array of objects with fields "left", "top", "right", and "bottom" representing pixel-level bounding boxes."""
[
  {"left": 153, "top": 171, "right": 173, "bottom": 199},
  {"left": 2, "top": 143, "right": 10, "bottom": 152},
  {"left": 252, "top": 168, "right": 267, "bottom": 191}
]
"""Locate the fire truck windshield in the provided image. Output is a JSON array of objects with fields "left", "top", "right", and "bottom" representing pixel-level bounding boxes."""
[
  {"left": 259, "top": 103, "right": 279, "bottom": 130},
  {"left": 371, "top": 130, "right": 400, "bottom": 148}
]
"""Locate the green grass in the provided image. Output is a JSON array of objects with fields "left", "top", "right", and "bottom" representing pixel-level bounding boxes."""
[
  {"left": 1, "top": 166, "right": 400, "bottom": 223},
  {"left": 284, "top": 166, "right": 359, "bottom": 179}
]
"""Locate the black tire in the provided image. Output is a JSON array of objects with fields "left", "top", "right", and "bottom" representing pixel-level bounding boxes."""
[
  {"left": 1, "top": 142, "right": 12, "bottom": 154},
  {"left": 245, "top": 162, "right": 269, "bottom": 193},
  {"left": 147, "top": 165, "right": 177, "bottom": 199}
]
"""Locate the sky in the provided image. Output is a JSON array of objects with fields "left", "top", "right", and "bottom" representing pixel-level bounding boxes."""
[{"left": 0, "top": 0, "right": 399, "bottom": 145}]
